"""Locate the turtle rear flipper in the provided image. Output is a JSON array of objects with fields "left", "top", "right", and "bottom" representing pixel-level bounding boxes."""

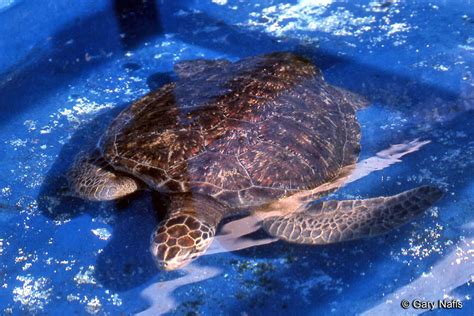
[{"left": 261, "top": 186, "right": 443, "bottom": 244}]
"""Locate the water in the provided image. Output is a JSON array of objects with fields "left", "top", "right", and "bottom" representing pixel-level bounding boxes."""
[{"left": 0, "top": 0, "right": 473, "bottom": 314}]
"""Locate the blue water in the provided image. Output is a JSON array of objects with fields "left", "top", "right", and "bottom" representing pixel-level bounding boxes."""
[{"left": 0, "top": 0, "right": 473, "bottom": 315}]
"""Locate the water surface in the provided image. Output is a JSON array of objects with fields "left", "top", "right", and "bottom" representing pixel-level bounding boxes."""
[{"left": 0, "top": 0, "right": 473, "bottom": 314}]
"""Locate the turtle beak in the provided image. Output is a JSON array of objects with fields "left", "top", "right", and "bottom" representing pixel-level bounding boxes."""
[
  {"left": 150, "top": 241, "right": 199, "bottom": 271},
  {"left": 156, "top": 256, "right": 193, "bottom": 271},
  {"left": 158, "top": 262, "right": 176, "bottom": 271}
]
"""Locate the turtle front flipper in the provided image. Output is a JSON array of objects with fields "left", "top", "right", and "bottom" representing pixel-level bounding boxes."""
[
  {"left": 150, "top": 193, "right": 226, "bottom": 270},
  {"left": 261, "top": 186, "right": 443, "bottom": 245},
  {"left": 68, "top": 151, "right": 139, "bottom": 201}
]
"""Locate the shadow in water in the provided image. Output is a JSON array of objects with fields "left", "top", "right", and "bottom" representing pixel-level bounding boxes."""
[
  {"left": 114, "top": 0, "right": 161, "bottom": 49},
  {"left": 146, "top": 71, "right": 174, "bottom": 91},
  {"left": 93, "top": 191, "right": 161, "bottom": 291},
  {"left": 37, "top": 102, "right": 163, "bottom": 291},
  {"left": 37, "top": 69, "right": 196, "bottom": 291}
]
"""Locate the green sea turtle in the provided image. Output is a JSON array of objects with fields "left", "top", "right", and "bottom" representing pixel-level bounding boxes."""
[{"left": 68, "top": 52, "right": 443, "bottom": 270}]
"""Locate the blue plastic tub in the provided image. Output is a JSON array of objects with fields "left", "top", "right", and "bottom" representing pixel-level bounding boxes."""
[{"left": 0, "top": 1, "right": 473, "bottom": 314}]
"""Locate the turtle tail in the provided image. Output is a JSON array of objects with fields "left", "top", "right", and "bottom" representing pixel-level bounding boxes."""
[{"left": 261, "top": 186, "right": 443, "bottom": 244}]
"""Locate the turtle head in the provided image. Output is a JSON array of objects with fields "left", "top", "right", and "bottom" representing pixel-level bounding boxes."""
[{"left": 150, "top": 214, "right": 216, "bottom": 270}]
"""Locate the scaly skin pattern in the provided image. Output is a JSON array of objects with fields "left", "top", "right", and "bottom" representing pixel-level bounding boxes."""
[
  {"left": 150, "top": 215, "right": 215, "bottom": 270},
  {"left": 149, "top": 193, "right": 226, "bottom": 270},
  {"left": 68, "top": 151, "right": 138, "bottom": 201},
  {"left": 261, "top": 186, "right": 443, "bottom": 244}
]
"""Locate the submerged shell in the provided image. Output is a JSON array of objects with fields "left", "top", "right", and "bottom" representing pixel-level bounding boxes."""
[{"left": 99, "top": 52, "right": 361, "bottom": 207}]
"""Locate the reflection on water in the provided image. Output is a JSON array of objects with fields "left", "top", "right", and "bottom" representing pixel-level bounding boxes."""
[
  {"left": 363, "top": 234, "right": 474, "bottom": 315},
  {"left": 138, "top": 264, "right": 222, "bottom": 315}
]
